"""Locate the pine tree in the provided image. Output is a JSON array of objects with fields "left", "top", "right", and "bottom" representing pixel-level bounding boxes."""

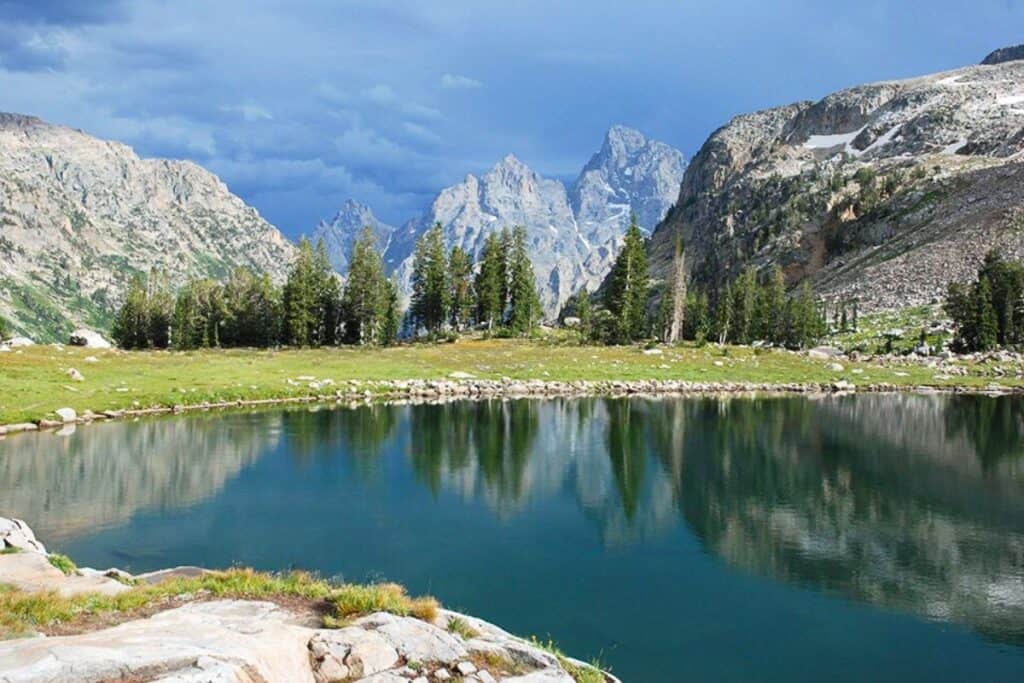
[
  {"left": 448, "top": 246, "right": 474, "bottom": 331},
  {"left": 784, "top": 281, "right": 822, "bottom": 349},
  {"left": 758, "top": 265, "right": 786, "bottom": 344},
  {"left": 111, "top": 274, "right": 150, "bottom": 349},
  {"left": 173, "top": 278, "right": 226, "bottom": 349},
  {"left": 380, "top": 277, "right": 401, "bottom": 346},
  {"left": 604, "top": 216, "right": 649, "bottom": 343},
  {"left": 341, "top": 226, "right": 389, "bottom": 344},
  {"left": 409, "top": 223, "right": 450, "bottom": 336},
  {"left": 506, "top": 226, "right": 541, "bottom": 335},
  {"left": 684, "top": 292, "right": 710, "bottom": 343},
  {"left": 976, "top": 276, "right": 999, "bottom": 351},
  {"left": 730, "top": 267, "right": 758, "bottom": 344},
  {"left": 221, "top": 267, "right": 281, "bottom": 347},
  {"left": 146, "top": 269, "right": 174, "bottom": 349},
  {"left": 576, "top": 288, "right": 593, "bottom": 342},
  {"left": 314, "top": 240, "right": 342, "bottom": 346},
  {"left": 283, "top": 238, "right": 319, "bottom": 346},
  {"left": 474, "top": 232, "right": 505, "bottom": 331}
]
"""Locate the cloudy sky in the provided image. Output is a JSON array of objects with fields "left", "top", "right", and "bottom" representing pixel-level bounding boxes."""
[{"left": 0, "top": 0, "right": 1020, "bottom": 236}]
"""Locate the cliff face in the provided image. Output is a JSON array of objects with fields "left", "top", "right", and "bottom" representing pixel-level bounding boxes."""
[
  {"left": 0, "top": 114, "right": 295, "bottom": 341},
  {"left": 646, "top": 55, "right": 1024, "bottom": 311}
]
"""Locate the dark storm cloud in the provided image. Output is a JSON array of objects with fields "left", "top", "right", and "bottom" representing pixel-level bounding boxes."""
[
  {"left": 0, "top": 0, "right": 126, "bottom": 25},
  {"left": 0, "top": 0, "right": 1021, "bottom": 234}
]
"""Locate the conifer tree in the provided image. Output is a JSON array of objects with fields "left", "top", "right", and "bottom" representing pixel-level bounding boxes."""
[
  {"left": 380, "top": 277, "right": 401, "bottom": 346},
  {"left": 221, "top": 267, "right": 281, "bottom": 347},
  {"left": 173, "top": 278, "right": 226, "bottom": 349},
  {"left": 604, "top": 216, "right": 649, "bottom": 343},
  {"left": 314, "top": 240, "right": 342, "bottom": 345},
  {"left": 667, "top": 237, "right": 687, "bottom": 343},
  {"left": 576, "top": 288, "right": 593, "bottom": 341},
  {"left": 506, "top": 226, "right": 541, "bottom": 334},
  {"left": 409, "top": 223, "right": 450, "bottom": 336},
  {"left": 474, "top": 232, "right": 505, "bottom": 331},
  {"left": 758, "top": 265, "right": 786, "bottom": 344},
  {"left": 146, "top": 269, "right": 174, "bottom": 349},
  {"left": 283, "top": 238, "right": 319, "bottom": 346},
  {"left": 112, "top": 273, "right": 150, "bottom": 349},
  {"left": 448, "top": 246, "right": 474, "bottom": 331},
  {"left": 976, "top": 276, "right": 999, "bottom": 351},
  {"left": 341, "top": 227, "right": 390, "bottom": 344},
  {"left": 730, "top": 267, "right": 758, "bottom": 344}
]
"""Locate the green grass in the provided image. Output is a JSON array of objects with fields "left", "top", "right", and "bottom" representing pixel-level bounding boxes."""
[
  {"left": 47, "top": 553, "right": 77, "bottom": 576},
  {"left": 447, "top": 614, "right": 480, "bottom": 640},
  {"left": 828, "top": 304, "right": 950, "bottom": 354},
  {"left": 0, "top": 337, "right": 1020, "bottom": 425},
  {"left": 0, "top": 567, "right": 438, "bottom": 639},
  {"left": 531, "top": 637, "right": 608, "bottom": 683}
]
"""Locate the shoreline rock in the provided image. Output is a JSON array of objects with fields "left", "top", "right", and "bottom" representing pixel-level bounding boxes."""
[
  {"left": 2, "top": 376, "right": 1022, "bottom": 440},
  {"left": 0, "top": 518, "right": 619, "bottom": 683}
]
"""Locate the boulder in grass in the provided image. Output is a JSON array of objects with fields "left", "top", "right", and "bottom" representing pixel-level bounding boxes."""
[
  {"left": 69, "top": 329, "right": 112, "bottom": 349},
  {"left": 8, "top": 336, "right": 34, "bottom": 347}
]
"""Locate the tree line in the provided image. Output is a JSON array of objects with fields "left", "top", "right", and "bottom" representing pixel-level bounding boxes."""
[
  {"left": 561, "top": 217, "right": 827, "bottom": 349},
  {"left": 112, "top": 230, "right": 400, "bottom": 350},
  {"left": 946, "top": 250, "right": 1024, "bottom": 352}
]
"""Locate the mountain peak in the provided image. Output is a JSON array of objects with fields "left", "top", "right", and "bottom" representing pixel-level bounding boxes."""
[
  {"left": 981, "top": 45, "right": 1024, "bottom": 65},
  {"left": 603, "top": 124, "right": 647, "bottom": 153}
]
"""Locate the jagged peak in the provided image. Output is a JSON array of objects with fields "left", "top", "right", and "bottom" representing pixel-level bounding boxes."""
[
  {"left": 981, "top": 45, "right": 1024, "bottom": 66},
  {"left": 0, "top": 113, "right": 46, "bottom": 130},
  {"left": 602, "top": 124, "right": 647, "bottom": 153}
]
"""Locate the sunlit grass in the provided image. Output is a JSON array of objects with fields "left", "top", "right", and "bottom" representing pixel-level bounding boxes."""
[
  {"left": 0, "top": 567, "right": 438, "bottom": 639},
  {"left": 0, "top": 337, "right": 1019, "bottom": 424}
]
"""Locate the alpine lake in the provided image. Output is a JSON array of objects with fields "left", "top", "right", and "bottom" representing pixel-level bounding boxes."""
[{"left": 2, "top": 393, "right": 1023, "bottom": 682}]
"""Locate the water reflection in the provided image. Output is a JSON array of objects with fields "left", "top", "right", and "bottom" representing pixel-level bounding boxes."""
[
  {"left": 0, "top": 412, "right": 281, "bottom": 542},
  {"left": 1, "top": 394, "right": 1022, "bottom": 647}
]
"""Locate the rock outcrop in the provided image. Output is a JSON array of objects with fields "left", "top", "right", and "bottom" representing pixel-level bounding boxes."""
[
  {"left": 645, "top": 51, "right": 1024, "bottom": 312},
  {"left": 0, "top": 518, "right": 616, "bottom": 682},
  {"left": 317, "top": 126, "right": 686, "bottom": 315},
  {"left": 0, "top": 113, "right": 296, "bottom": 342}
]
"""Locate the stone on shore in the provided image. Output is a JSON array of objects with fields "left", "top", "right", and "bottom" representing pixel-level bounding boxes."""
[{"left": 55, "top": 407, "right": 77, "bottom": 423}]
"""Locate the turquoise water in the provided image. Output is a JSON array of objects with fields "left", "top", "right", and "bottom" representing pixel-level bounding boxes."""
[{"left": 2, "top": 394, "right": 1023, "bottom": 681}]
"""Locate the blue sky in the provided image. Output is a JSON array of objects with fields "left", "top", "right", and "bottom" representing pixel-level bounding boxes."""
[{"left": 0, "top": 0, "right": 1021, "bottom": 237}]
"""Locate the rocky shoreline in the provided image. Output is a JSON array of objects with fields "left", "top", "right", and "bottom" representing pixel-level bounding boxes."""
[
  {"left": 1, "top": 375, "right": 1022, "bottom": 439},
  {"left": 0, "top": 518, "right": 618, "bottom": 682}
]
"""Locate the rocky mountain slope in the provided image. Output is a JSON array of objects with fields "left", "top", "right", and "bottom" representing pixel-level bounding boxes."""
[
  {"left": 312, "top": 199, "right": 396, "bottom": 274},
  {"left": 0, "top": 114, "right": 296, "bottom": 341},
  {"left": 318, "top": 126, "right": 686, "bottom": 315},
  {"left": 646, "top": 48, "right": 1024, "bottom": 311}
]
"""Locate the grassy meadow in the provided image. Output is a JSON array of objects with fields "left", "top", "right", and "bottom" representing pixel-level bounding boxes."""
[{"left": 1, "top": 337, "right": 1022, "bottom": 426}]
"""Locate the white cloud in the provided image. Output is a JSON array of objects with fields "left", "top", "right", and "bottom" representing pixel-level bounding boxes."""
[
  {"left": 440, "top": 73, "right": 482, "bottom": 90},
  {"left": 220, "top": 102, "right": 274, "bottom": 122}
]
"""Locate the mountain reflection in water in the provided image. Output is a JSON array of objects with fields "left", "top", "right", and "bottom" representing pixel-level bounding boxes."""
[{"left": 1, "top": 394, "right": 1022, "bottom": 651}]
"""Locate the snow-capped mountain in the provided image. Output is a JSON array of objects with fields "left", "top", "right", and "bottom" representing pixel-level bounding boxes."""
[{"left": 316, "top": 126, "right": 686, "bottom": 315}]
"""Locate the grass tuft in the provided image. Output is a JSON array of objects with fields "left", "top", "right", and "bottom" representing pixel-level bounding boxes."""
[
  {"left": 47, "top": 554, "right": 77, "bottom": 575},
  {"left": 326, "top": 582, "right": 439, "bottom": 626},
  {"left": 0, "top": 568, "right": 439, "bottom": 640},
  {"left": 531, "top": 637, "right": 608, "bottom": 683},
  {"left": 447, "top": 614, "right": 480, "bottom": 640}
]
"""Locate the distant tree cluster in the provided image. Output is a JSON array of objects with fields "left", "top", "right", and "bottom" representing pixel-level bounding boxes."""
[
  {"left": 408, "top": 223, "right": 542, "bottom": 338},
  {"left": 946, "top": 250, "right": 1024, "bottom": 351},
  {"left": 560, "top": 216, "right": 827, "bottom": 349},
  {"left": 112, "top": 234, "right": 400, "bottom": 350}
]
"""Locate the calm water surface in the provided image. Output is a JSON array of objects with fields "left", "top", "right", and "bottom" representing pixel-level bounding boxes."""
[{"left": 2, "top": 394, "right": 1024, "bottom": 682}]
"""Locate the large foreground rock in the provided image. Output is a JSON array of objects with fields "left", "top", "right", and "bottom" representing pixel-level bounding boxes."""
[{"left": 68, "top": 329, "right": 111, "bottom": 349}]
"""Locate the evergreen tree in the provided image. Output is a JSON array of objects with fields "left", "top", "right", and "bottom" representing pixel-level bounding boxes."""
[
  {"left": 976, "top": 276, "right": 999, "bottom": 351},
  {"left": 340, "top": 226, "right": 390, "bottom": 345},
  {"left": 173, "top": 278, "right": 226, "bottom": 349},
  {"left": 409, "top": 223, "right": 450, "bottom": 336},
  {"left": 0, "top": 315, "right": 7, "bottom": 340},
  {"left": 684, "top": 291, "right": 710, "bottom": 343},
  {"left": 222, "top": 267, "right": 281, "bottom": 347},
  {"left": 474, "top": 232, "right": 505, "bottom": 331},
  {"left": 757, "top": 265, "right": 787, "bottom": 344},
  {"left": 730, "top": 267, "right": 758, "bottom": 344},
  {"left": 111, "top": 274, "right": 150, "bottom": 349},
  {"left": 448, "top": 246, "right": 474, "bottom": 331},
  {"left": 784, "top": 281, "right": 822, "bottom": 349},
  {"left": 576, "top": 288, "right": 593, "bottom": 342},
  {"left": 315, "top": 240, "right": 342, "bottom": 345},
  {"left": 506, "top": 226, "right": 541, "bottom": 334},
  {"left": 283, "top": 238, "right": 319, "bottom": 346},
  {"left": 380, "top": 277, "right": 401, "bottom": 346},
  {"left": 146, "top": 269, "right": 174, "bottom": 349},
  {"left": 604, "top": 216, "right": 649, "bottom": 343}
]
